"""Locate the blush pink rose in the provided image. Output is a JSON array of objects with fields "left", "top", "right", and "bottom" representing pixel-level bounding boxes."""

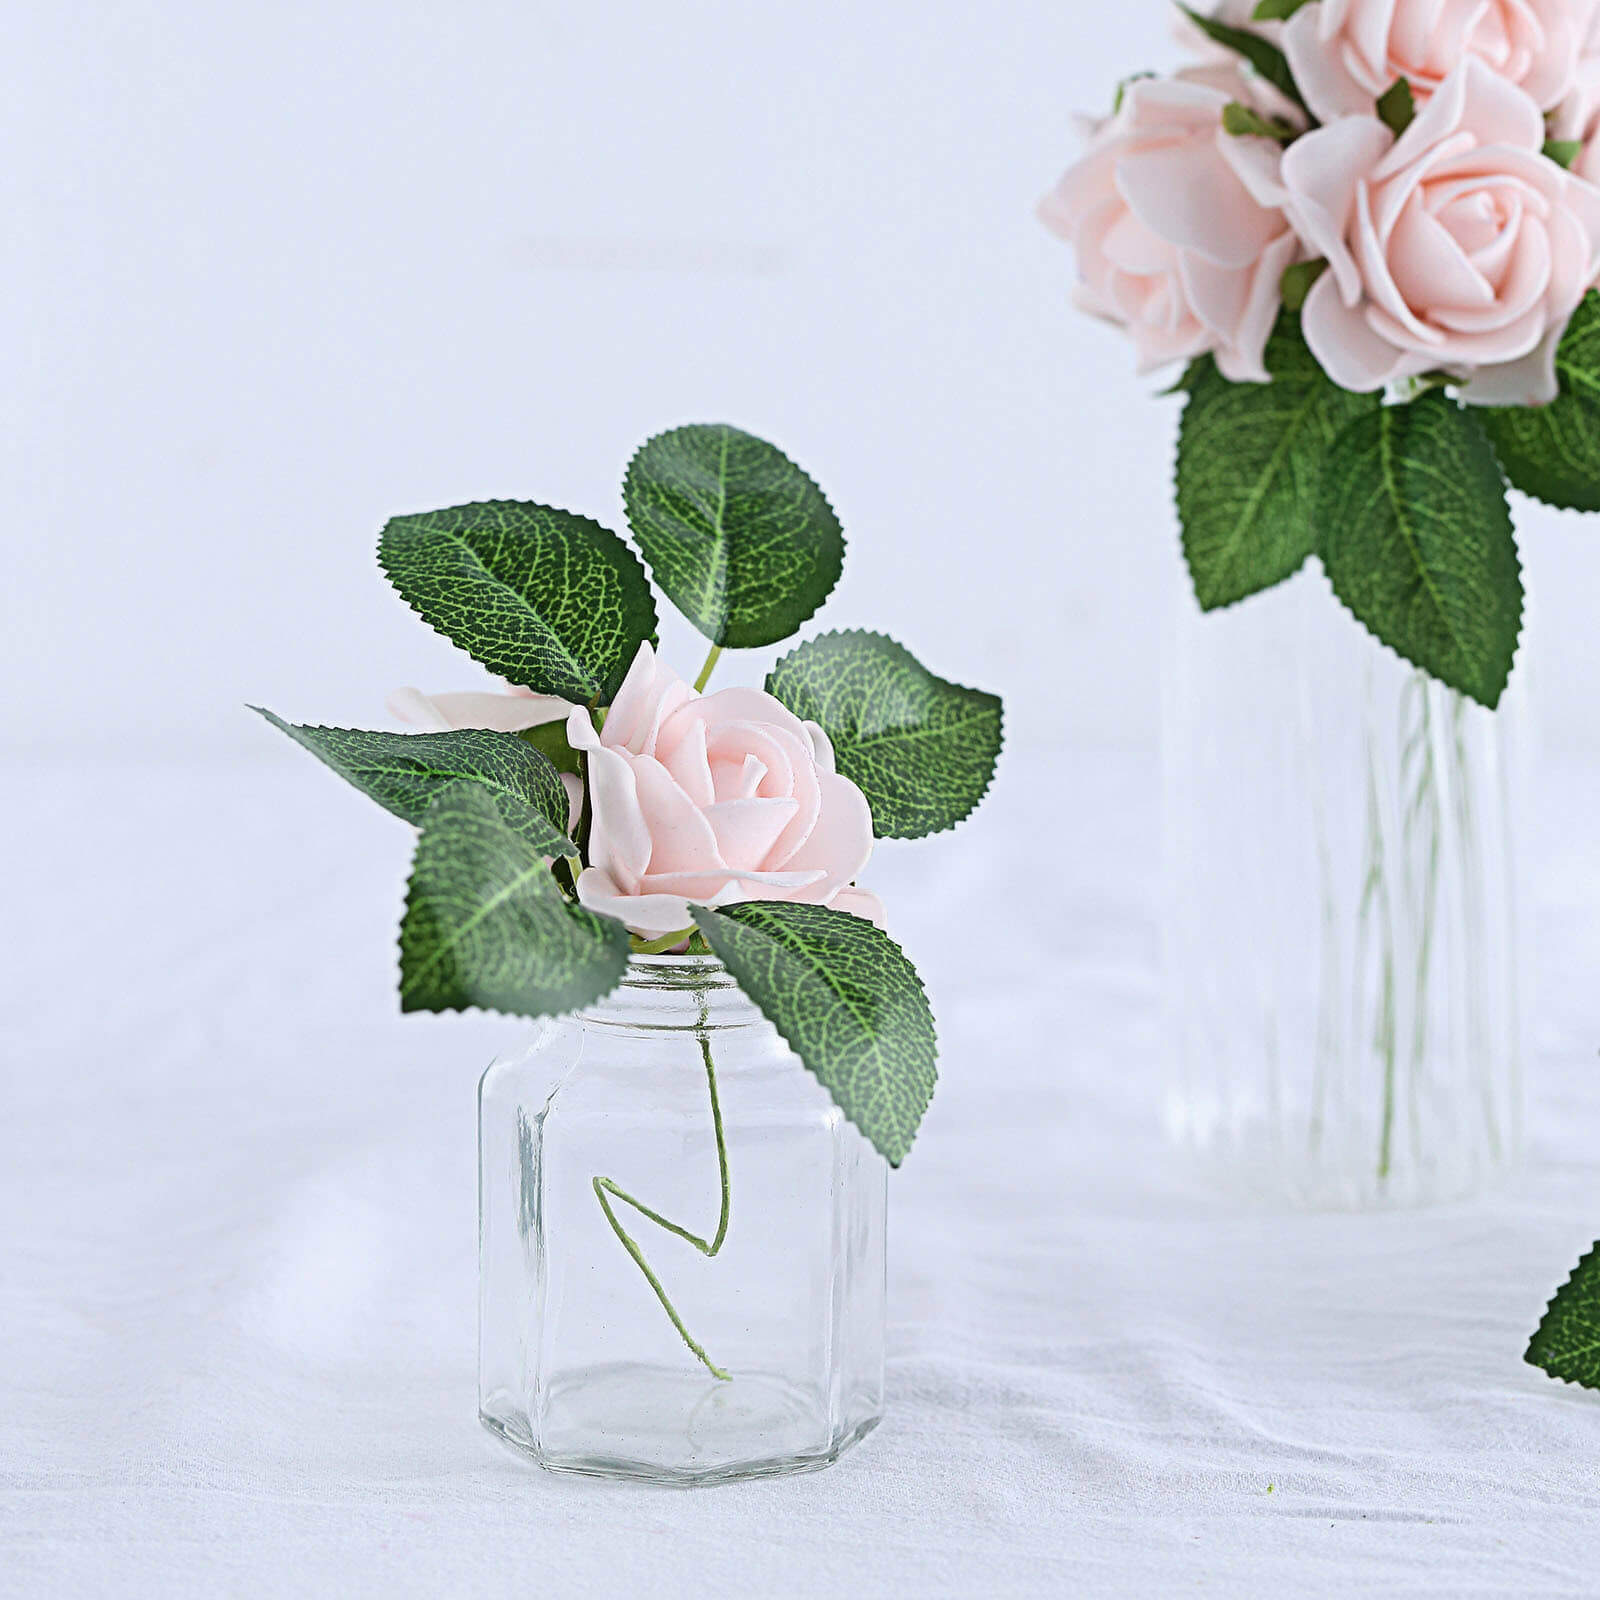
[
  {"left": 1038, "top": 67, "right": 1303, "bottom": 383},
  {"left": 1284, "top": 0, "right": 1592, "bottom": 121},
  {"left": 567, "top": 643, "right": 884, "bottom": 938},
  {"left": 1266, "top": 59, "right": 1600, "bottom": 401}
]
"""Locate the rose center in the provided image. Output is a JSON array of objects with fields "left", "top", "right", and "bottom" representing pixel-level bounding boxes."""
[{"left": 1434, "top": 186, "right": 1513, "bottom": 256}]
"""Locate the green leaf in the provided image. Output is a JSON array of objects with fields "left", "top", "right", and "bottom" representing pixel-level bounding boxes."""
[
  {"left": 1318, "top": 391, "right": 1522, "bottom": 708},
  {"left": 255, "top": 710, "right": 575, "bottom": 854},
  {"left": 515, "top": 716, "right": 581, "bottom": 777},
  {"left": 690, "top": 902, "right": 937, "bottom": 1166},
  {"left": 1544, "top": 138, "right": 1583, "bottom": 170},
  {"left": 1176, "top": 315, "right": 1377, "bottom": 611},
  {"left": 767, "top": 631, "right": 1002, "bottom": 840},
  {"left": 1483, "top": 291, "right": 1600, "bottom": 509},
  {"left": 623, "top": 424, "right": 845, "bottom": 649},
  {"left": 1376, "top": 77, "right": 1415, "bottom": 137},
  {"left": 1221, "top": 100, "right": 1295, "bottom": 141},
  {"left": 1527, "top": 1243, "right": 1600, "bottom": 1390},
  {"left": 1279, "top": 258, "right": 1327, "bottom": 313},
  {"left": 399, "top": 785, "right": 629, "bottom": 1017},
  {"left": 1176, "top": 5, "right": 1307, "bottom": 110},
  {"left": 379, "top": 501, "right": 658, "bottom": 702},
  {"left": 1252, "top": 0, "right": 1311, "bottom": 17},
  {"left": 1160, "top": 354, "right": 1215, "bottom": 397}
]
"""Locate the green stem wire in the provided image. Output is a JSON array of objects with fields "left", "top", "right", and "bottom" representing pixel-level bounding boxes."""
[
  {"left": 591, "top": 1027, "right": 733, "bottom": 1381},
  {"left": 693, "top": 644, "right": 723, "bottom": 694}
]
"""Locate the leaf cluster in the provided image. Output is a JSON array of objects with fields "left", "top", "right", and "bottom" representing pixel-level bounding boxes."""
[
  {"left": 261, "top": 424, "right": 1005, "bottom": 1166},
  {"left": 1175, "top": 297, "right": 1600, "bottom": 708}
]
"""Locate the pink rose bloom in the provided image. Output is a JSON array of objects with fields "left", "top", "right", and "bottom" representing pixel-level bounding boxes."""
[
  {"left": 1038, "top": 68, "right": 1303, "bottom": 382},
  {"left": 567, "top": 643, "right": 884, "bottom": 938},
  {"left": 1267, "top": 59, "right": 1600, "bottom": 401},
  {"left": 1284, "top": 0, "right": 1592, "bottom": 120}
]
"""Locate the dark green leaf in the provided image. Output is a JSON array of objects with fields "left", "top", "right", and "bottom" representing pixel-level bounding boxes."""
[
  {"left": 1318, "top": 391, "right": 1522, "bottom": 708},
  {"left": 1544, "top": 138, "right": 1583, "bottom": 170},
  {"left": 379, "top": 501, "right": 657, "bottom": 702},
  {"left": 1483, "top": 291, "right": 1600, "bottom": 509},
  {"left": 255, "top": 710, "right": 574, "bottom": 854},
  {"left": 515, "top": 716, "right": 582, "bottom": 776},
  {"left": 767, "top": 631, "right": 1002, "bottom": 839},
  {"left": 691, "top": 902, "right": 937, "bottom": 1166},
  {"left": 1160, "top": 355, "right": 1215, "bottom": 397},
  {"left": 1177, "top": 5, "right": 1307, "bottom": 110},
  {"left": 1279, "top": 258, "right": 1327, "bottom": 312},
  {"left": 399, "top": 785, "right": 629, "bottom": 1017},
  {"left": 623, "top": 424, "right": 845, "bottom": 649},
  {"left": 1253, "top": 0, "right": 1311, "bottom": 17},
  {"left": 1527, "top": 1243, "right": 1600, "bottom": 1390},
  {"left": 1176, "top": 315, "right": 1377, "bottom": 610},
  {"left": 1376, "top": 77, "right": 1416, "bottom": 137}
]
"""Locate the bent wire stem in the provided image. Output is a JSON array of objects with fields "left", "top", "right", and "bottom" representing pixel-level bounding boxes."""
[{"left": 591, "top": 1014, "right": 733, "bottom": 1381}]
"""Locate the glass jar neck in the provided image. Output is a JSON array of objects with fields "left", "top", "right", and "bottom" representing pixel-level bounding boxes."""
[{"left": 579, "top": 957, "right": 764, "bottom": 1032}]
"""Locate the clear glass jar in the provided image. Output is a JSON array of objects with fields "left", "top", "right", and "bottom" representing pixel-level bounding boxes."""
[
  {"left": 479, "top": 955, "right": 887, "bottom": 1483},
  {"left": 1162, "top": 562, "right": 1529, "bottom": 1209}
]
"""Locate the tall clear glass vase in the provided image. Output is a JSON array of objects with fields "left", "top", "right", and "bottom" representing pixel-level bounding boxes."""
[
  {"left": 1162, "top": 562, "right": 1529, "bottom": 1209},
  {"left": 479, "top": 956, "right": 887, "bottom": 1484}
]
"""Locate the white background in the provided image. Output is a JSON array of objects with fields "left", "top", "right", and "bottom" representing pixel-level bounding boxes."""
[
  {"left": 9, "top": 4, "right": 1600, "bottom": 1597},
  {"left": 7, "top": 0, "right": 1596, "bottom": 761}
]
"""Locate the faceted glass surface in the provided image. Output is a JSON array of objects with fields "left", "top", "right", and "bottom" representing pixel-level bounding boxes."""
[{"left": 479, "top": 957, "right": 887, "bottom": 1483}]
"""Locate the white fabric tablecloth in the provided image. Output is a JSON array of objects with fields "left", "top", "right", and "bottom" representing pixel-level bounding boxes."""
[{"left": 7, "top": 747, "right": 1600, "bottom": 1598}]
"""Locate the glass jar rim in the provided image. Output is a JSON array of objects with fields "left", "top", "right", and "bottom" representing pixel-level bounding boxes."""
[
  {"left": 620, "top": 953, "right": 737, "bottom": 991},
  {"left": 577, "top": 952, "right": 759, "bottom": 1030}
]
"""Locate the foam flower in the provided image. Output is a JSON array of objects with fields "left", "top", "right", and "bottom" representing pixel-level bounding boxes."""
[
  {"left": 567, "top": 643, "right": 884, "bottom": 937},
  {"left": 1283, "top": 0, "right": 1592, "bottom": 121},
  {"left": 1038, "top": 66, "right": 1304, "bottom": 382},
  {"left": 1264, "top": 59, "right": 1600, "bottom": 400}
]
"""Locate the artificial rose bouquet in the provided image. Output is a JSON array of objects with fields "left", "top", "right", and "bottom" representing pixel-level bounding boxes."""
[
  {"left": 1040, "top": 0, "right": 1600, "bottom": 709},
  {"left": 257, "top": 424, "right": 1002, "bottom": 1172}
]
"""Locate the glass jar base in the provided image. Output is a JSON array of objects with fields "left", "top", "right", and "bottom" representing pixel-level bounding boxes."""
[{"left": 482, "top": 1364, "right": 882, "bottom": 1485}]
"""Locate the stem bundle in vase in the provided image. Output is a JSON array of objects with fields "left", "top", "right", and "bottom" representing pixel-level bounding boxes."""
[{"left": 1038, "top": 0, "right": 1600, "bottom": 1388}]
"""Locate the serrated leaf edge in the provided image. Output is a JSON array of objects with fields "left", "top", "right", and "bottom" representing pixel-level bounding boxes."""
[
  {"left": 690, "top": 902, "right": 939, "bottom": 1167},
  {"left": 253, "top": 706, "right": 579, "bottom": 854},
  {"left": 621, "top": 424, "right": 848, "bottom": 649},
  {"left": 767, "top": 627, "right": 1006, "bottom": 838},
  {"left": 1170, "top": 423, "right": 1315, "bottom": 618},
  {"left": 395, "top": 788, "right": 631, "bottom": 1019},
  {"left": 1483, "top": 296, "right": 1600, "bottom": 511},
  {"left": 1320, "top": 403, "right": 1524, "bottom": 711},
  {"left": 1171, "top": 316, "right": 1375, "bottom": 614},
  {"left": 376, "top": 499, "right": 658, "bottom": 700},
  {"left": 1525, "top": 1241, "right": 1600, "bottom": 1388}
]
